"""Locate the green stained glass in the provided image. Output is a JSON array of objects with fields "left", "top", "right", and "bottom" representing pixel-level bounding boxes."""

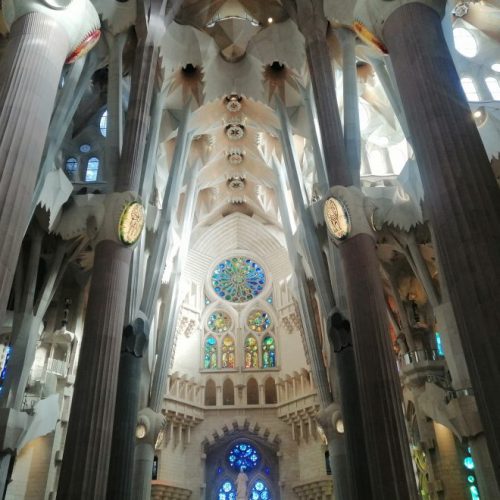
[
  {"left": 212, "top": 257, "right": 265, "bottom": 303},
  {"left": 262, "top": 336, "right": 276, "bottom": 368},
  {"left": 204, "top": 336, "right": 218, "bottom": 369},
  {"left": 208, "top": 310, "right": 232, "bottom": 333},
  {"left": 247, "top": 310, "right": 271, "bottom": 333},
  {"left": 244, "top": 335, "right": 259, "bottom": 368},
  {"left": 222, "top": 335, "right": 235, "bottom": 368}
]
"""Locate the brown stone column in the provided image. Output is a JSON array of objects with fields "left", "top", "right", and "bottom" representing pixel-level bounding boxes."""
[
  {"left": 286, "top": 1, "right": 418, "bottom": 496},
  {"left": 57, "top": 37, "right": 159, "bottom": 499},
  {"left": 383, "top": 3, "right": 500, "bottom": 485},
  {"left": 0, "top": 12, "right": 69, "bottom": 332}
]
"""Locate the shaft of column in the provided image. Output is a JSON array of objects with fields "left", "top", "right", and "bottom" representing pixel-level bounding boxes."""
[
  {"left": 383, "top": 3, "right": 500, "bottom": 485},
  {"left": 58, "top": 36, "right": 158, "bottom": 500},
  {"left": 57, "top": 241, "right": 131, "bottom": 498},
  {"left": 294, "top": 6, "right": 417, "bottom": 495},
  {"left": 339, "top": 234, "right": 416, "bottom": 498},
  {"left": 0, "top": 12, "right": 69, "bottom": 333},
  {"left": 107, "top": 319, "right": 148, "bottom": 500},
  {"left": 339, "top": 28, "right": 361, "bottom": 187}
]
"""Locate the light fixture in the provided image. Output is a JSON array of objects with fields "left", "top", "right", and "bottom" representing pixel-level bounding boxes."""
[
  {"left": 267, "top": 17, "right": 273, "bottom": 24},
  {"left": 136, "top": 423, "right": 147, "bottom": 439},
  {"left": 336, "top": 419, "right": 345, "bottom": 434},
  {"left": 473, "top": 110, "right": 482, "bottom": 118}
]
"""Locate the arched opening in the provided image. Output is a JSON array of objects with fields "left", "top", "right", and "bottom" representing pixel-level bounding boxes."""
[
  {"left": 205, "top": 379, "right": 216, "bottom": 406},
  {"left": 223, "top": 378, "right": 234, "bottom": 405},
  {"left": 264, "top": 377, "right": 277, "bottom": 404},
  {"left": 247, "top": 377, "right": 259, "bottom": 405}
]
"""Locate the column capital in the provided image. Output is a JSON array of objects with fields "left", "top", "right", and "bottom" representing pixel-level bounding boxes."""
[
  {"left": 317, "top": 402, "right": 343, "bottom": 439},
  {"left": 354, "top": 0, "right": 445, "bottom": 42},
  {"left": 136, "top": 408, "right": 165, "bottom": 446},
  {"left": 3, "top": 0, "right": 100, "bottom": 62},
  {"left": 283, "top": 0, "right": 328, "bottom": 43},
  {"left": 323, "top": 185, "right": 376, "bottom": 244}
]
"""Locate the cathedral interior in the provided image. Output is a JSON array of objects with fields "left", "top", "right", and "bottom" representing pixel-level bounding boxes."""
[{"left": 0, "top": 0, "right": 500, "bottom": 499}]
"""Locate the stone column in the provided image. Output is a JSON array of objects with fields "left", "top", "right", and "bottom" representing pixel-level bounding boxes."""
[
  {"left": 107, "top": 318, "right": 148, "bottom": 500},
  {"left": 57, "top": 23, "right": 160, "bottom": 500},
  {"left": 382, "top": 1, "right": 500, "bottom": 484},
  {"left": 0, "top": 12, "right": 69, "bottom": 333},
  {"left": 285, "top": 1, "right": 418, "bottom": 497}
]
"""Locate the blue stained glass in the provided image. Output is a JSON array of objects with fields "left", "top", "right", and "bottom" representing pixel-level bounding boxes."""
[
  {"left": 464, "top": 456, "right": 475, "bottom": 470},
  {"left": 227, "top": 443, "right": 260, "bottom": 472},
  {"left": 435, "top": 332, "right": 445, "bottom": 356},
  {"left": 212, "top": 257, "right": 265, "bottom": 303},
  {"left": 262, "top": 336, "right": 276, "bottom": 368},
  {"left": 218, "top": 480, "right": 236, "bottom": 500},
  {"left": 470, "top": 485, "right": 480, "bottom": 500},
  {"left": 250, "top": 480, "right": 271, "bottom": 500},
  {"left": 204, "top": 336, "right": 217, "bottom": 369},
  {"left": 85, "top": 157, "right": 99, "bottom": 182}
]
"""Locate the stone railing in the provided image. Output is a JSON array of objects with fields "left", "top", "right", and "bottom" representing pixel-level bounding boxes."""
[
  {"left": 292, "top": 476, "right": 333, "bottom": 500},
  {"left": 397, "top": 349, "right": 447, "bottom": 387},
  {"left": 151, "top": 480, "right": 192, "bottom": 500}
]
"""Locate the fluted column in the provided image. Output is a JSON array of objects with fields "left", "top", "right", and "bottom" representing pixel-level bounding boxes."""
[
  {"left": 0, "top": 12, "right": 68, "bottom": 333},
  {"left": 383, "top": 2, "right": 500, "bottom": 484},
  {"left": 58, "top": 31, "right": 159, "bottom": 500},
  {"left": 284, "top": 1, "right": 418, "bottom": 497}
]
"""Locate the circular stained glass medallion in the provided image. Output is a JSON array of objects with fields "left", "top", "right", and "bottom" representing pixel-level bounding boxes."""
[
  {"left": 207, "top": 311, "right": 232, "bottom": 333},
  {"left": 247, "top": 310, "right": 271, "bottom": 333},
  {"left": 227, "top": 442, "right": 260, "bottom": 472},
  {"left": 212, "top": 257, "right": 265, "bottom": 303}
]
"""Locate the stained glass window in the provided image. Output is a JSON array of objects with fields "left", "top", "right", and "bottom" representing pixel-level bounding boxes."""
[
  {"left": 65, "top": 157, "right": 78, "bottom": 179},
  {"left": 100, "top": 109, "right": 108, "bottom": 137},
  {"left": 222, "top": 335, "right": 236, "bottom": 368},
  {"left": 244, "top": 335, "right": 259, "bottom": 368},
  {"left": 227, "top": 443, "right": 260, "bottom": 472},
  {"left": 247, "top": 310, "right": 271, "bottom": 333},
  {"left": 204, "top": 336, "right": 218, "bottom": 369},
  {"left": 212, "top": 257, "right": 265, "bottom": 303},
  {"left": 262, "top": 336, "right": 276, "bottom": 368},
  {"left": 218, "top": 480, "right": 236, "bottom": 500},
  {"left": 208, "top": 311, "right": 232, "bottom": 334},
  {"left": 250, "top": 480, "right": 271, "bottom": 500},
  {"left": 86, "top": 157, "right": 99, "bottom": 182}
]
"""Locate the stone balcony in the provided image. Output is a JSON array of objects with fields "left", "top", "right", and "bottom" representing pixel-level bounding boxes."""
[
  {"left": 397, "top": 349, "right": 447, "bottom": 387},
  {"left": 151, "top": 480, "right": 192, "bottom": 500}
]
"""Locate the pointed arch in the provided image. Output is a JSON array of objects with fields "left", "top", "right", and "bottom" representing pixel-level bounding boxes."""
[
  {"left": 205, "top": 379, "right": 216, "bottom": 406},
  {"left": 223, "top": 378, "right": 235, "bottom": 405},
  {"left": 244, "top": 334, "right": 259, "bottom": 368},
  {"left": 204, "top": 335, "right": 218, "bottom": 369},
  {"left": 221, "top": 334, "right": 236, "bottom": 368},
  {"left": 247, "top": 377, "right": 259, "bottom": 405},
  {"left": 248, "top": 476, "right": 272, "bottom": 499},
  {"left": 262, "top": 335, "right": 276, "bottom": 368},
  {"left": 264, "top": 377, "right": 277, "bottom": 404},
  {"left": 217, "top": 478, "right": 236, "bottom": 499}
]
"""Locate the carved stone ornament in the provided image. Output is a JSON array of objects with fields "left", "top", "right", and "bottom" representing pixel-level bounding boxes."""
[
  {"left": 227, "top": 176, "right": 246, "bottom": 192},
  {"left": 225, "top": 124, "right": 245, "bottom": 141},
  {"left": 324, "top": 197, "right": 351, "bottom": 240},
  {"left": 227, "top": 149, "right": 244, "bottom": 165},
  {"left": 225, "top": 94, "right": 243, "bottom": 112},
  {"left": 453, "top": 2, "right": 470, "bottom": 17},
  {"left": 118, "top": 201, "right": 145, "bottom": 246}
]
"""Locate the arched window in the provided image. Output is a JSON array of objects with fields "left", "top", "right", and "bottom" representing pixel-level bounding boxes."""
[
  {"left": 461, "top": 78, "right": 480, "bottom": 102},
  {"left": 99, "top": 109, "right": 108, "bottom": 137},
  {"left": 262, "top": 336, "right": 276, "bottom": 368},
  {"left": 217, "top": 480, "right": 236, "bottom": 500},
  {"left": 247, "top": 377, "right": 259, "bottom": 405},
  {"left": 264, "top": 378, "right": 277, "bottom": 404},
  {"left": 453, "top": 27, "right": 478, "bottom": 58},
  {"left": 249, "top": 479, "right": 271, "bottom": 499},
  {"left": 85, "top": 157, "right": 99, "bottom": 182},
  {"left": 221, "top": 335, "right": 235, "bottom": 368},
  {"left": 204, "top": 336, "right": 218, "bottom": 369},
  {"left": 244, "top": 335, "right": 258, "bottom": 368},
  {"left": 205, "top": 379, "right": 216, "bottom": 406},
  {"left": 485, "top": 77, "right": 500, "bottom": 100},
  {"left": 223, "top": 378, "right": 234, "bottom": 405},
  {"left": 65, "top": 157, "right": 78, "bottom": 180}
]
